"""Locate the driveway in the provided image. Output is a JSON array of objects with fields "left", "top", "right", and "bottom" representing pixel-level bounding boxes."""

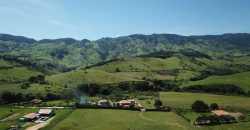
[{"left": 25, "top": 117, "right": 54, "bottom": 130}]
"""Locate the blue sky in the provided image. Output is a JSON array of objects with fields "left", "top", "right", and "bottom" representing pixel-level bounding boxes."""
[{"left": 0, "top": 0, "right": 250, "bottom": 40}]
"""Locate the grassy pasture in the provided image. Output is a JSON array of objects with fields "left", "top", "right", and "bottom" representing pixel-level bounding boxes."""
[
  {"left": 46, "top": 69, "right": 141, "bottom": 87},
  {"left": 0, "top": 59, "right": 11, "bottom": 67},
  {"left": 0, "top": 106, "right": 72, "bottom": 130},
  {"left": 182, "top": 72, "right": 250, "bottom": 91},
  {"left": 0, "top": 106, "right": 38, "bottom": 130},
  {"left": 0, "top": 67, "right": 41, "bottom": 82},
  {"left": 113, "top": 71, "right": 176, "bottom": 80},
  {"left": 95, "top": 57, "right": 184, "bottom": 72},
  {"left": 233, "top": 56, "right": 250, "bottom": 65},
  {"left": 160, "top": 92, "right": 250, "bottom": 110},
  {"left": 51, "top": 109, "right": 192, "bottom": 130}
]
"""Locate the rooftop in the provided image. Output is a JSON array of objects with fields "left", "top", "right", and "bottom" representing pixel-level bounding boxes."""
[
  {"left": 38, "top": 109, "right": 53, "bottom": 114},
  {"left": 23, "top": 113, "right": 38, "bottom": 119},
  {"left": 212, "top": 110, "right": 230, "bottom": 116}
]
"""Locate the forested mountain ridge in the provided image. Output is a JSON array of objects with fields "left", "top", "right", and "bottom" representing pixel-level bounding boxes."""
[{"left": 1, "top": 33, "right": 250, "bottom": 68}]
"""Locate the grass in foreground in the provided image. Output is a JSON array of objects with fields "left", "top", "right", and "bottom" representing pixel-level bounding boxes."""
[
  {"left": 0, "top": 106, "right": 38, "bottom": 130},
  {"left": 40, "top": 109, "right": 73, "bottom": 130},
  {"left": 51, "top": 109, "right": 192, "bottom": 130}
]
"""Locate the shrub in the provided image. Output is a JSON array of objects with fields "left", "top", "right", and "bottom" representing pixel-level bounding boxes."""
[
  {"left": 115, "top": 67, "right": 121, "bottom": 72},
  {"left": 154, "top": 99, "right": 163, "bottom": 108},
  {"left": 191, "top": 100, "right": 209, "bottom": 113},
  {"left": 210, "top": 103, "right": 219, "bottom": 110}
]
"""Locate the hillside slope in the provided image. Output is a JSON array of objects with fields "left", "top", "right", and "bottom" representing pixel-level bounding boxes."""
[
  {"left": 46, "top": 69, "right": 141, "bottom": 87},
  {"left": 1, "top": 33, "right": 250, "bottom": 67},
  {"left": 182, "top": 72, "right": 250, "bottom": 91}
]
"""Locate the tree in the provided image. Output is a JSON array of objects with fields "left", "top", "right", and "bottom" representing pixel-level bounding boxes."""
[
  {"left": 100, "top": 87, "right": 110, "bottom": 95},
  {"left": 210, "top": 103, "right": 219, "bottom": 110},
  {"left": 191, "top": 100, "right": 209, "bottom": 112},
  {"left": 1, "top": 91, "right": 14, "bottom": 103},
  {"left": 154, "top": 99, "right": 163, "bottom": 108},
  {"left": 115, "top": 67, "right": 121, "bottom": 72},
  {"left": 28, "top": 75, "right": 45, "bottom": 84},
  {"left": 61, "top": 88, "right": 75, "bottom": 106},
  {"left": 37, "top": 75, "right": 45, "bottom": 83}
]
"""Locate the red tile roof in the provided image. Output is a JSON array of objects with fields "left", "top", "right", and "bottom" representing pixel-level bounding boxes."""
[
  {"left": 23, "top": 113, "right": 38, "bottom": 119},
  {"left": 212, "top": 110, "right": 230, "bottom": 116},
  {"left": 118, "top": 99, "right": 135, "bottom": 105}
]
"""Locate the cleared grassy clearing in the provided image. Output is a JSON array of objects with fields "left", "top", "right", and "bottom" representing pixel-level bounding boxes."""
[
  {"left": 47, "top": 69, "right": 141, "bottom": 87},
  {"left": 113, "top": 71, "right": 175, "bottom": 80},
  {"left": 95, "top": 57, "right": 183, "bottom": 72},
  {"left": 160, "top": 92, "right": 250, "bottom": 110},
  {"left": 182, "top": 72, "right": 250, "bottom": 91},
  {"left": 0, "top": 67, "right": 41, "bottom": 82},
  {"left": 51, "top": 109, "right": 192, "bottom": 130}
]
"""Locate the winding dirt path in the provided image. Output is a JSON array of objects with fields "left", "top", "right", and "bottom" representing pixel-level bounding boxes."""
[{"left": 1, "top": 113, "right": 19, "bottom": 121}]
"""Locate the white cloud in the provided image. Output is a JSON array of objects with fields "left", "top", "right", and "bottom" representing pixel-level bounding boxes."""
[{"left": 47, "top": 19, "right": 77, "bottom": 29}]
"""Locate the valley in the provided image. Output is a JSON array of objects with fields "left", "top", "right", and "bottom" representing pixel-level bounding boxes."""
[{"left": 0, "top": 33, "right": 250, "bottom": 130}]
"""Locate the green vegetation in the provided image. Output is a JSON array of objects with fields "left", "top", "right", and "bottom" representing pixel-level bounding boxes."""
[
  {"left": 95, "top": 57, "right": 183, "bottom": 72},
  {"left": 2, "top": 33, "right": 250, "bottom": 68},
  {"left": 183, "top": 72, "right": 250, "bottom": 91},
  {"left": 0, "top": 106, "right": 38, "bottom": 130},
  {"left": 51, "top": 109, "right": 192, "bottom": 130},
  {"left": 1, "top": 33, "right": 250, "bottom": 130},
  {"left": 46, "top": 69, "right": 140, "bottom": 87},
  {"left": 0, "top": 66, "right": 41, "bottom": 82},
  {"left": 40, "top": 109, "right": 73, "bottom": 130},
  {"left": 160, "top": 92, "right": 250, "bottom": 110}
]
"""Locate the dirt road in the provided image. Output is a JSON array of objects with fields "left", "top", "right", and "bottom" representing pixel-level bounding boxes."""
[
  {"left": 25, "top": 117, "right": 54, "bottom": 130},
  {"left": 1, "top": 113, "right": 19, "bottom": 121}
]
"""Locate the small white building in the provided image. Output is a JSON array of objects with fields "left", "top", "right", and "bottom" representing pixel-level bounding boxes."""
[{"left": 97, "top": 100, "right": 110, "bottom": 107}]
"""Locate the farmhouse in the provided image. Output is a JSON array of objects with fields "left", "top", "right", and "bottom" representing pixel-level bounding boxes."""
[
  {"left": 118, "top": 99, "right": 135, "bottom": 106},
  {"left": 97, "top": 100, "right": 110, "bottom": 107},
  {"left": 118, "top": 99, "right": 143, "bottom": 108},
  {"left": 19, "top": 113, "right": 38, "bottom": 122},
  {"left": 212, "top": 110, "right": 230, "bottom": 117},
  {"left": 38, "top": 109, "right": 55, "bottom": 117}
]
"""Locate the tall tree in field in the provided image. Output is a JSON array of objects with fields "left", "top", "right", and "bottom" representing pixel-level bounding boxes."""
[{"left": 61, "top": 88, "right": 75, "bottom": 106}]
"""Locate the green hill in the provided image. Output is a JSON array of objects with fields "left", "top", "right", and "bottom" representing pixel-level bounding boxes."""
[
  {"left": 1, "top": 33, "right": 250, "bottom": 68},
  {"left": 93, "top": 55, "right": 206, "bottom": 81},
  {"left": 95, "top": 57, "right": 183, "bottom": 72},
  {"left": 182, "top": 72, "right": 250, "bottom": 91},
  {"left": 160, "top": 92, "right": 250, "bottom": 110},
  {"left": 46, "top": 69, "right": 141, "bottom": 87},
  {"left": 0, "top": 59, "right": 42, "bottom": 82}
]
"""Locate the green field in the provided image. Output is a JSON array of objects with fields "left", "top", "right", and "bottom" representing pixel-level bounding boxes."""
[
  {"left": 0, "top": 59, "right": 11, "bottom": 67},
  {"left": 233, "top": 56, "right": 250, "bottom": 65},
  {"left": 95, "top": 57, "right": 184, "bottom": 72},
  {"left": 0, "top": 106, "right": 39, "bottom": 130},
  {"left": 46, "top": 69, "right": 141, "bottom": 87},
  {"left": 48, "top": 108, "right": 250, "bottom": 130},
  {"left": 182, "top": 72, "right": 250, "bottom": 91},
  {"left": 51, "top": 109, "right": 192, "bottom": 130},
  {"left": 0, "top": 106, "right": 72, "bottom": 130},
  {"left": 160, "top": 92, "right": 250, "bottom": 110},
  {"left": 40, "top": 109, "right": 73, "bottom": 130},
  {"left": 113, "top": 71, "right": 176, "bottom": 80},
  {"left": 0, "top": 67, "right": 41, "bottom": 82}
]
